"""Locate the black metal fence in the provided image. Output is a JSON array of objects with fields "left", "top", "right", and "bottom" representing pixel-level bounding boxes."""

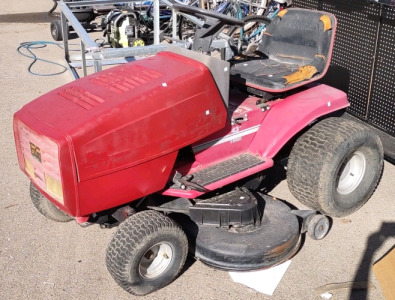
[{"left": 292, "top": 0, "right": 395, "bottom": 160}]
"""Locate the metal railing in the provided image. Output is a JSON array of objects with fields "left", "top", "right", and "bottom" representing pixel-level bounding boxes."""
[
  {"left": 59, "top": 0, "right": 177, "bottom": 78},
  {"left": 59, "top": 0, "right": 231, "bottom": 78}
]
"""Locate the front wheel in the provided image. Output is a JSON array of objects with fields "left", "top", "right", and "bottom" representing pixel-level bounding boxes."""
[
  {"left": 287, "top": 117, "right": 383, "bottom": 217},
  {"left": 106, "top": 210, "right": 188, "bottom": 296},
  {"left": 30, "top": 183, "right": 73, "bottom": 222}
]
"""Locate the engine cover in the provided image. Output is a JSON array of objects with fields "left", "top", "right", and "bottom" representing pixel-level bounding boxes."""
[{"left": 14, "top": 51, "right": 227, "bottom": 215}]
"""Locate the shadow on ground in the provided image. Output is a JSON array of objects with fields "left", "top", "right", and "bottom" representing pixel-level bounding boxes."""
[
  {"left": 350, "top": 222, "right": 395, "bottom": 300},
  {"left": 0, "top": 12, "right": 58, "bottom": 24}
]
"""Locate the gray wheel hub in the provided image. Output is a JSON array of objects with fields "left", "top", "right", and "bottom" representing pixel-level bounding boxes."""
[
  {"left": 139, "top": 243, "right": 173, "bottom": 279},
  {"left": 337, "top": 150, "right": 366, "bottom": 195}
]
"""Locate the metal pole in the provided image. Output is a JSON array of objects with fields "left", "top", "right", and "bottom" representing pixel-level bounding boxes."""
[
  {"left": 93, "top": 57, "right": 103, "bottom": 73},
  {"left": 66, "top": 0, "right": 137, "bottom": 7},
  {"left": 172, "top": 9, "right": 177, "bottom": 39},
  {"left": 101, "top": 44, "right": 169, "bottom": 59},
  {"left": 61, "top": 12, "right": 70, "bottom": 61},
  {"left": 92, "top": 49, "right": 103, "bottom": 73},
  {"left": 80, "top": 40, "right": 87, "bottom": 77},
  {"left": 154, "top": 0, "right": 160, "bottom": 45}
]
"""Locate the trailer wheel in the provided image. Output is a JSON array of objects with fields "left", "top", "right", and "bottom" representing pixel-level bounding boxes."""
[
  {"left": 50, "top": 20, "right": 68, "bottom": 41},
  {"left": 287, "top": 117, "right": 383, "bottom": 217},
  {"left": 106, "top": 210, "right": 188, "bottom": 296},
  {"left": 30, "top": 183, "right": 73, "bottom": 222}
]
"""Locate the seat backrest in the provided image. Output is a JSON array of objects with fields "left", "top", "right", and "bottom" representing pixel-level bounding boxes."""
[
  {"left": 258, "top": 9, "right": 336, "bottom": 64},
  {"left": 258, "top": 8, "right": 336, "bottom": 72},
  {"left": 230, "top": 8, "right": 337, "bottom": 93}
]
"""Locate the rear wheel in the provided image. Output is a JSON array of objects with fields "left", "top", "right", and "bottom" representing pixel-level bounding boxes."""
[
  {"left": 106, "top": 210, "right": 188, "bottom": 296},
  {"left": 30, "top": 183, "right": 72, "bottom": 222},
  {"left": 287, "top": 117, "right": 383, "bottom": 217}
]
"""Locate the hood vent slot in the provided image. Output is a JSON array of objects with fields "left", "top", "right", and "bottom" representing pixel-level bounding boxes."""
[
  {"left": 58, "top": 86, "right": 104, "bottom": 110},
  {"left": 89, "top": 65, "right": 163, "bottom": 94}
]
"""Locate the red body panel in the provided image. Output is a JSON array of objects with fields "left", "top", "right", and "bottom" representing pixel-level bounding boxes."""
[
  {"left": 77, "top": 151, "right": 178, "bottom": 216},
  {"left": 249, "top": 84, "right": 349, "bottom": 158},
  {"left": 193, "top": 93, "right": 265, "bottom": 165},
  {"left": 162, "top": 84, "right": 348, "bottom": 198},
  {"left": 13, "top": 51, "right": 227, "bottom": 217}
]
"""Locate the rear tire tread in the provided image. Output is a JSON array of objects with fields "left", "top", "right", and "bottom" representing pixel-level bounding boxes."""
[{"left": 287, "top": 117, "right": 383, "bottom": 217}]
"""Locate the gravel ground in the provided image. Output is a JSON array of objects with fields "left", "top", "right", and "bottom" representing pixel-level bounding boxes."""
[{"left": 1, "top": 1, "right": 394, "bottom": 300}]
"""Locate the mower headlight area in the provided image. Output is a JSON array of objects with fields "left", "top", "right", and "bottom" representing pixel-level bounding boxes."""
[
  {"left": 15, "top": 120, "right": 64, "bottom": 205},
  {"left": 45, "top": 174, "right": 64, "bottom": 205},
  {"left": 24, "top": 156, "right": 35, "bottom": 179}
]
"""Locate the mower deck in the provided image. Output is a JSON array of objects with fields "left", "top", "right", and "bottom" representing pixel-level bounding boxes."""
[{"left": 177, "top": 194, "right": 301, "bottom": 271}]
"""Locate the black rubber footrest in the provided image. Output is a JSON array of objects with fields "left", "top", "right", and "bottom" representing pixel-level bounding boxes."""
[{"left": 189, "top": 153, "right": 264, "bottom": 187}]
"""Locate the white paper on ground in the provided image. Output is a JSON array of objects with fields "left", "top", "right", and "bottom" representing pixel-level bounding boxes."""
[{"left": 228, "top": 260, "right": 292, "bottom": 296}]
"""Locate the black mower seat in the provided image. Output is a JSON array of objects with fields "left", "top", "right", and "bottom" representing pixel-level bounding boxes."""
[{"left": 230, "top": 8, "right": 336, "bottom": 92}]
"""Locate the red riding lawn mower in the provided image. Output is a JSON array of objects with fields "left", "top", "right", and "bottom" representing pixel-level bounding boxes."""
[{"left": 14, "top": 6, "right": 383, "bottom": 296}]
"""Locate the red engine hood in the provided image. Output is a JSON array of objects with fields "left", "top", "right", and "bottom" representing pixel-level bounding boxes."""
[{"left": 16, "top": 51, "right": 227, "bottom": 181}]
